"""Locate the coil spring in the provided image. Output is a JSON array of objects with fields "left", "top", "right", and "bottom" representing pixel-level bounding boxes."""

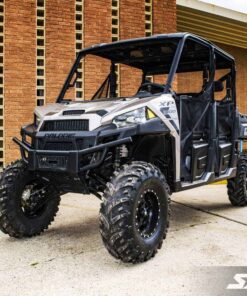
[{"left": 115, "top": 145, "right": 128, "bottom": 168}]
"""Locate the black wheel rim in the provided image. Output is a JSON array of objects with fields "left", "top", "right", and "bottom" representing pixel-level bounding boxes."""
[
  {"left": 135, "top": 189, "right": 160, "bottom": 239},
  {"left": 21, "top": 181, "right": 50, "bottom": 218}
]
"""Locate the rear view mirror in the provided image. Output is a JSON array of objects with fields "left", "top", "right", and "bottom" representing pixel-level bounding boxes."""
[{"left": 214, "top": 80, "right": 224, "bottom": 92}]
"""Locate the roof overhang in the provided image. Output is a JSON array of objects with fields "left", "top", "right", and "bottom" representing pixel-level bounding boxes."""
[{"left": 177, "top": 0, "right": 247, "bottom": 49}]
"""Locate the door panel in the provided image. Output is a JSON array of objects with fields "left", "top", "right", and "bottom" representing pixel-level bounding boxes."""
[
  {"left": 216, "top": 101, "right": 234, "bottom": 175},
  {"left": 179, "top": 94, "right": 211, "bottom": 181}
]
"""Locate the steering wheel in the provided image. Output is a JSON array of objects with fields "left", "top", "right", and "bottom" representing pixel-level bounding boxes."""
[{"left": 137, "top": 82, "right": 165, "bottom": 95}]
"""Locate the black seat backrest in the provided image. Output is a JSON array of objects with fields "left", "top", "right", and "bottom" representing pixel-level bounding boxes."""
[
  {"left": 217, "top": 102, "right": 234, "bottom": 138},
  {"left": 180, "top": 95, "right": 210, "bottom": 141}
]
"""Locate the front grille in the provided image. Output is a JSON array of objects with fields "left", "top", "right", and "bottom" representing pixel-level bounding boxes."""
[
  {"left": 41, "top": 120, "right": 89, "bottom": 131},
  {"left": 76, "top": 139, "right": 84, "bottom": 150},
  {"left": 43, "top": 142, "right": 75, "bottom": 151},
  {"left": 37, "top": 139, "right": 76, "bottom": 151}
]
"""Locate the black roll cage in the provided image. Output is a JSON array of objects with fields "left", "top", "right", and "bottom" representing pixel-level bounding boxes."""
[{"left": 57, "top": 33, "right": 236, "bottom": 104}]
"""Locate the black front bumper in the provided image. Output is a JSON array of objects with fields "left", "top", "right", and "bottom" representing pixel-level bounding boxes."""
[
  {"left": 14, "top": 122, "right": 134, "bottom": 174},
  {"left": 14, "top": 118, "right": 167, "bottom": 174},
  {"left": 13, "top": 136, "right": 132, "bottom": 174}
]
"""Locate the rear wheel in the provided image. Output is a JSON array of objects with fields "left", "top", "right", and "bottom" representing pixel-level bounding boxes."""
[
  {"left": 99, "top": 161, "right": 170, "bottom": 263},
  {"left": 227, "top": 157, "right": 247, "bottom": 207},
  {"left": 0, "top": 160, "right": 61, "bottom": 238}
]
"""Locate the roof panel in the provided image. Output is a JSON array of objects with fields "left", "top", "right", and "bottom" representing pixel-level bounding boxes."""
[{"left": 177, "top": 6, "right": 247, "bottom": 49}]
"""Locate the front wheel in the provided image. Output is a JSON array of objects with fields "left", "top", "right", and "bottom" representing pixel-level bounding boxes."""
[
  {"left": 99, "top": 161, "right": 170, "bottom": 263},
  {"left": 0, "top": 160, "right": 61, "bottom": 238}
]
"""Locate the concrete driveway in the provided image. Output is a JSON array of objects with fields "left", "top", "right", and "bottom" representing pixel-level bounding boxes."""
[{"left": 0, "top": 185, "right": 246, "bottom": 296}]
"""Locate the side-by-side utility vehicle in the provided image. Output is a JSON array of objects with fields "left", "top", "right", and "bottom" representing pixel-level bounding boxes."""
[{"left": 1, "top": 33, "right": 247, "bottom": 263}]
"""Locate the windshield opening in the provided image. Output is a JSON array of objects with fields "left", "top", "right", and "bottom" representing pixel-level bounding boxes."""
[
  {"left": 59, "top": 38, "right": 181, "bottom": 102},
  {"left": 62, "top": 54, "right": 160, "bottom": 101}
]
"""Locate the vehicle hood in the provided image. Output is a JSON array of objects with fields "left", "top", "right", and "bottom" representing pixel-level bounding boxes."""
[
  {"left": 34, "top": 94, "right": 173, "bottom": 131},
  {"left": 35, "top": 98, "right": 141, "bottom": 119},
  {"left": 35, "top": 97, "right": 148, "bottom": 131}
]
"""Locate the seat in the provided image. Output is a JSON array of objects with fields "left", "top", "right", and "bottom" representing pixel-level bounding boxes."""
[{"left": 217, "top": 101, "right": 233, "bottom": 140}]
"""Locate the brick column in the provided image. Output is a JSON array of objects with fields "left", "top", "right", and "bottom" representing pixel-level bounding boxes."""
[
  {"left": 153, "top": 0, "right": 176, "bottom": 34},
  {"left": 84, "top": 0, "right": 112, "bottom": 100},
  {"left": 153, "top": 0, "right": 177, "bottom": 85},
  {"left": 46, "top": 0, "right": 75, "bottom": 104},
  {"left": 4, "top": 0, "right": 36, "bottom": 164},
  {"left": 119, "top": 0, "right": 145, "bottom": 97}
]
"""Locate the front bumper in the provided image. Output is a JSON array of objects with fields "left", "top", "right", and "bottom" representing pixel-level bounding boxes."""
[
  {"left": 13, "top": 123, "right": 135, "bottom": 174},
  {"left": 14, "top": 118, "right": 167, "bottom": 174},
  {"left": 13, "top": 136, "right": 132, "bottom": 174}
]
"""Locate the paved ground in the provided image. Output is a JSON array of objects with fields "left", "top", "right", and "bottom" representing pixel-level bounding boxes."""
[{"left": 0, "top": 185, "right": 246, "bottom": 296}]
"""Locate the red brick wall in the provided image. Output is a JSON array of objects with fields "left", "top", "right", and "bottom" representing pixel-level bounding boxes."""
[
  {"left": 216, "top": 44, "right": 247, "bottom": 113},
  {"left": 175, "top": 72, "right": 204, "bottom": 93},
  {"left": 153, "top": 0, "right": 177, "bottom": 84},
  {"left": 4, "top": 0, "right": 36, "bottom": 164},
  {"left": 119, "top": 0, "right": 145, "bottom": 97},
  {"left": 120, "top": 0, "right": 145, "bottom": 40},
  {"left": 153, "top": 0, "right": 176, "bottom": 34},
  {"left": 46, "top": 0, "right": 75, "bottom": 104},
  {"left": 84, "top": 0, "right": 112, "bottom": 99}
]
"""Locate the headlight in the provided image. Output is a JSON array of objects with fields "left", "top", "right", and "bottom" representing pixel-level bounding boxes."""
[
  {"left": 34, "top": 114, "right": 41, "bottom": 127},
  {"left": 112, "top": 107, "right": 156, "bottom": 128}
]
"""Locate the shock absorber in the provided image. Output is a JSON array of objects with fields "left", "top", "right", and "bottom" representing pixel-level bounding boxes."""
[{"left": 115, "top": 144, "right": 128, "bottom": 168}]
